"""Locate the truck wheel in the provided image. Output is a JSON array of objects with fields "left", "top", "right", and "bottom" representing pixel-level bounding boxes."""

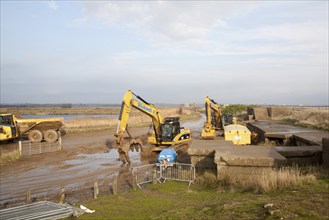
[
  {"left": 44, "top": 130, "right": 58, "bottom": 143},
  {"left": 28, "top": 130, "right": 43, "bottom": 143}
]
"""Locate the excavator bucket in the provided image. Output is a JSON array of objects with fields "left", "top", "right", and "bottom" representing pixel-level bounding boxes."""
[
  {"left": 112, "top": 136, "right": 144, "bottom": 164},
  {"left": 129, "top": 139, "right": 143, "bottom": 152},
  {"left": 201, "top": 128, "right": 215, "bottom": 140},
  {"left": 201, "top": 123, "right": 215, "bottom": 140}
]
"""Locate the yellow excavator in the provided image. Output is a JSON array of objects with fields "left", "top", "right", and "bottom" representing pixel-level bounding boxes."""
[
  {"left": 201, "top": 97, "right": 251, "bottom": 145},
  {"left": 201, "top": 97, "right": 223, "bottom": 140},
  {"left": 113, "top": 90, "right": 191, "bottom": 163}
]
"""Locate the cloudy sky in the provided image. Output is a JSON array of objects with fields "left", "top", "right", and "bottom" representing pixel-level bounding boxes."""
[{"left": 1, "top": 1, "right": 328, "bottom": 105}]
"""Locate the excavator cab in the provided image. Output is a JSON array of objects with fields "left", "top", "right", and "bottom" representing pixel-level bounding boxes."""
[{"left": 161, "top": 117, "right": 181, "bottom": 142}]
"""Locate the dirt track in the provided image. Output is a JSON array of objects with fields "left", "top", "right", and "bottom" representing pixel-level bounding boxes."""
[{"left": 0, "top": 117, "right": 204, "bottom": 208}]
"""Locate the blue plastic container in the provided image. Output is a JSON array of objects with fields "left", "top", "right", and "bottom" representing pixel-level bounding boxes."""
[{"left": 158, "top": 148, "right": 177, "bottom": 163}]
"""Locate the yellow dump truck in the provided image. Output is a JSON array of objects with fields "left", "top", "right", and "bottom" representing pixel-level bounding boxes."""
[{"left": 0, "top": 114, "right": 64, "bottom": 143}]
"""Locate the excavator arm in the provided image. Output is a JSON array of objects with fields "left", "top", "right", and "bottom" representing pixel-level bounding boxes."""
[
  {"left": 114, "top": 90, "right": 163, "bottom": 163},
  {"left": 208, "top": 98, "right": 222, "bottom": 129}
]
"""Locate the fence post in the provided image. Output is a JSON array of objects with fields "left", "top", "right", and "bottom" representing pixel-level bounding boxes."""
[
  {"left": 113, "top": 177, "right": 118, "bottom": 195},
  {"left": 323, "top": 138, "right": 329, "bottom": 168},
  {"left": 152, "top": 167, "right": 157, "bottom": 184},
  {"left": 94, "top": 181, "right": 99, "bottom": 199},
  {"left": 58, "top": 136, "right": 62, "bottom": 151},
  {"left": 18, "top": 141, "right": 22, "bottom": 157},
  {"left": 132, "top": 168, "right": 137, "bottom": 190},
  {"left": 26, "top": 191, "right": 31, "bottom": 204},
  {"left": 29, "top": 141, "right": 31, "bottom": 156},
  {"left": 59, "top": 187, "right": 65, "bottom": 204},
  {"left": 39, "top": 142, "right": 42, "bottom": 154}
]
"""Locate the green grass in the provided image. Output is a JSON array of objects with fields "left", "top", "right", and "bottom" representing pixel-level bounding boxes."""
[{"left": 69, "top": 177, "right": 329, "bottom": 220}]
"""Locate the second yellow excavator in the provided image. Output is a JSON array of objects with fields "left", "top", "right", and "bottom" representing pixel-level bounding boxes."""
[
  {"left": 201, "top": 96, "right": 222, "bottom": 140},
  {"left": 201, "top": 96, "right": 251, "bottom": 145},
  {"left": 113, "top": 90, "right": 191, "bottom": 163}
]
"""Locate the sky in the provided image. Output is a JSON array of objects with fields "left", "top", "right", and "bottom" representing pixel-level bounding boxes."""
[{"left": 1, "top": 1, "right": 328, "bottom": 105}]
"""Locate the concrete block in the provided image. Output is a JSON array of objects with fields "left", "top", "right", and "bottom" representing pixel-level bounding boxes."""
[
  {"left": 275, "top": 146, "right": 322, "bottom": 157},
  {"left": 285, "top": 156, "right": 322, "bottom": 166},
  {"left": 190, "top": 155, "right": 217, "bottom": 169},
  {"left": 215, "top": 145, "right": 287, "bottom": 167},
  {"left": 253, "top": 108, "right": 269, "bottom": 120},
  {"left": 188, "top": 140, "right": 234, "bottom": 156},
  {"left": 188, "top": 140, "right": 234, "bottom": 169}
]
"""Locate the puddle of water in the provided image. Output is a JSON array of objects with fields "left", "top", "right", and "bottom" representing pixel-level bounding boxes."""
[
  {"left": 0, "top": 150, "right": 144, "bottom": 205},
  {"left": 64, "top": 150, "right": 142, "bottom": 170}
]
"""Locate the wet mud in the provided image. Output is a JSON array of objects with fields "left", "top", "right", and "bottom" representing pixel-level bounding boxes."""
[{"left": 0, "top": 117, "right": 205, "bottom": 208}]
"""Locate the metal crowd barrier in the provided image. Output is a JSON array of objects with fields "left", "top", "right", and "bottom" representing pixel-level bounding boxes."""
[
  {"left": 159, "top": 163, "right": 195, "bottom": 186},
  {"left": 131, "top": 164, "right": 161, "bottom": 188},
  {"left": 18, "top": 138, "right": 62, "bottom": 156},
  {"left": 0, "top": 201, "right": 73, "bottom": 220},
  {"left": 132, "top": 163, "right": 195, "bottom": 189}
]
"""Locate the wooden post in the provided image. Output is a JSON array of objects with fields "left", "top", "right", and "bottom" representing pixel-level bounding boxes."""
[
  {"left": 323, "top": 138, "right": 329, "bottom": 168},
  {"left": 29, "top": 141, "right": 31, "bottom": 156},
  {"left": 94, "top": 181, "right": 99, "bottom": 199},
  {"left": 132, "top": 168, "right": 137, "bottom": 190},
  {"left": 26, "top": 191, "right": 31, "bottom": 204},
  {"left": 113, "top": 177, "right": 118, "bottom": 195},
  {"left": 59, "top": 187, "right": 65, "bottom": 204},
  {"left": 19, "top": 141, "right": 22, "bottom": 157},
  {"left": 152, "top": 168, "right": 157, "bottom": 184},
  {"left": 58, "top": 136, "right": 62, "bottom": 151}
]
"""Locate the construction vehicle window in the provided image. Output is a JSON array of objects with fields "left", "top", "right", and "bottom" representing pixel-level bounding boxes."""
[
  {"left": 162, "top": 124, "right": 172, "bottom": 139},
  {"left": 0, "top": 116, "right": 10, "bottom": 125},
  {"left": 172, "top": 125, "right": 179, "bottom": 136}
]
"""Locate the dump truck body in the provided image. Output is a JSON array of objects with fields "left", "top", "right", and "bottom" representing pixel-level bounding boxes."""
[{"left": 0, "top": 114, "right": 63, "bottom": 143}]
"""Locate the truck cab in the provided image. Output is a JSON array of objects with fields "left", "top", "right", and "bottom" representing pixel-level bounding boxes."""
[{"left": 0, "top": 114, "right": 18, "bottom": 142}]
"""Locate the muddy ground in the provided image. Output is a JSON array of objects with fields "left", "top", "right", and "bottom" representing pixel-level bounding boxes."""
[{"left": 0, "top": 117, "right": 205, "bottom": 208}]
